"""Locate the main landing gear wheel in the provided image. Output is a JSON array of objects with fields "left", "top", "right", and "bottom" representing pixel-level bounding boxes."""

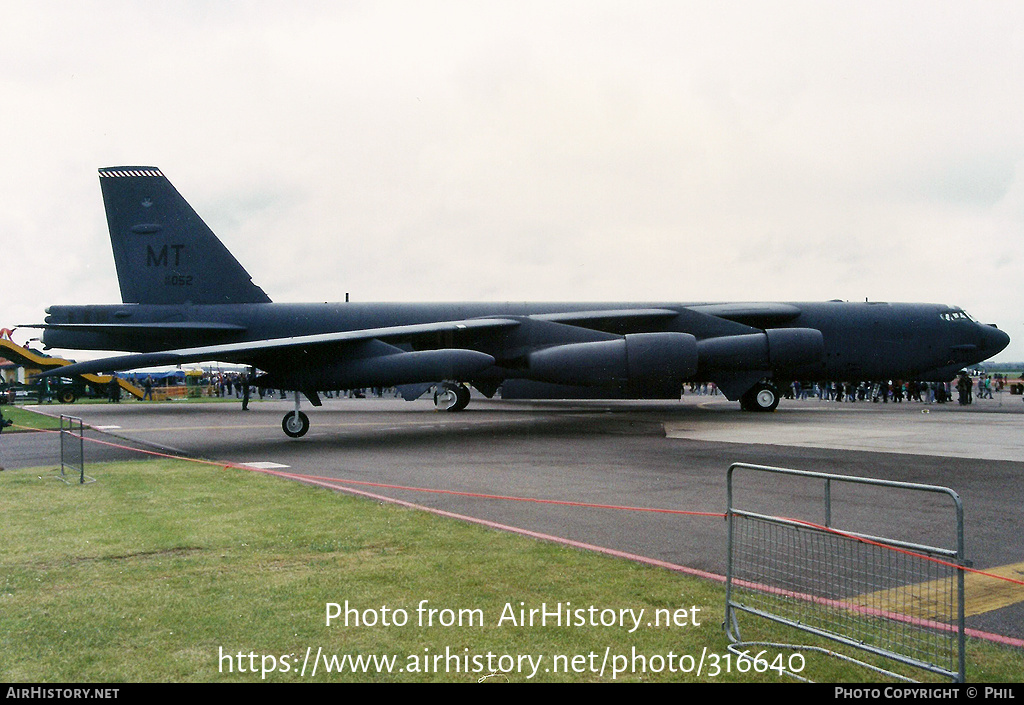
[
  {"left": 282, "top": 410, "right": 310, "bottom": 438},
  {"left": 433, "top": 382, "right": 471, "bottom": 412},
  {"left": 740, "top": 382, "right": 780, "bottom": 412},
  {"left": 59, "top": 390, "right": 77, "bottom": 404}
]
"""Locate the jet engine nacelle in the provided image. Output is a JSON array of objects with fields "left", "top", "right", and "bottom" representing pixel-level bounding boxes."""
[
  {"left": 697, "top": 327, "right": 824, "bottom": 372},
  {"left": 526, "top": 332, "right": 698, "bottom": 396}
]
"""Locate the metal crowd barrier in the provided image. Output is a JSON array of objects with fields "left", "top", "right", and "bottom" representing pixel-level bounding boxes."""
[
  {"left": 58, "top": 414, "right": 94, "bottom": 485},
  {"left": 725, "top": 463, "right": 966, "bottom": 682}
]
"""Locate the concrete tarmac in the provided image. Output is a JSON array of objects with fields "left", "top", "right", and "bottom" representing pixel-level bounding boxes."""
[{"left": 5, "top": 392, "right": 1024, "bottom": 643}]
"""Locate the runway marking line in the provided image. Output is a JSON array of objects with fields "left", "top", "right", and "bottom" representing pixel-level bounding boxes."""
[
  {"left": 97, "top": 420, "right": 508, "bottom": 433},
  {"left": 265, "top": 470, "right": 725, "bottom": 518},
  {"left": 852, "top": 561, "right": 1024, "bottom": 619}
]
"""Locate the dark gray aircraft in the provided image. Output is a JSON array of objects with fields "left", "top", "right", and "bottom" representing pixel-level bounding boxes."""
[{"left": 34, "top": 167, "right": 1009, "bottom": 437}]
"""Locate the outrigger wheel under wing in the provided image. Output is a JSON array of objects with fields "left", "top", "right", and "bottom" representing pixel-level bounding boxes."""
[
  {"left": 283, "top": 410, "right": 310, "bottom": 438},
  {"left": 282, "top": 392, "right": 312, "bottom": 438}
]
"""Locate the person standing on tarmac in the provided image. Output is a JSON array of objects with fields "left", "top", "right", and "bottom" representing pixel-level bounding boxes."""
[
  {"left": 241, "top": 368, "right": 252, "bottom": 411},
  {"left": 956, "top": 371, "right": 972, "bottom": 405}
]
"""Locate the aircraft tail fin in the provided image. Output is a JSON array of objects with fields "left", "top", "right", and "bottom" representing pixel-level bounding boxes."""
[{"left": 99, "top": 167, "right": 272, "bottom": 305}]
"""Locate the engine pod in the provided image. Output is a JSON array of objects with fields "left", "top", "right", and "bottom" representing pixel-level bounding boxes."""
[
  {"left": 697, "top": 328, "right": 823, "bottom": 373},
  {"left": 526, "top": 332, "right": 698, "bottom": 397}
]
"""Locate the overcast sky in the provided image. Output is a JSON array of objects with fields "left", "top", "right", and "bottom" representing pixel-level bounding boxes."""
[{"left": 3, "top": 1, "right": 1023, "bottom": 360}]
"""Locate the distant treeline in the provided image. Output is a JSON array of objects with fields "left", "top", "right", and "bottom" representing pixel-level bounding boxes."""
[{"left": 976, "top": 363, "right": 1024, "bottom": 375}]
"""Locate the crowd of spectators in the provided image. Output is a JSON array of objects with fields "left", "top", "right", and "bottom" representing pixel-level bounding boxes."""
[
  {"left": 189, "top": 371, "right": 392, "bottom": 401},
  {"left": 785, "top": 373, "right": 1005, "bottom": 406},
  {"left": 107, "top": 370, "right": 1018, "bottom": 407},
  {"left": 687, "top": 374, "right": 1008, "bottom": 406}
]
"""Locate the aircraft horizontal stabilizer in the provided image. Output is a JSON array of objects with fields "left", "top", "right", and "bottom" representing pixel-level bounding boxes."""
[{"left": 28, "top": 322, "right": 248, "bottom": 334}]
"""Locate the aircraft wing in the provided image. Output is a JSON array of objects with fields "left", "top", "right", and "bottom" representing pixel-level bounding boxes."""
[
  {"left": 529, "top": 308, "right": 679, "bottom": 326},
  {"left": 685, "top": 303, "right": 802, "bottom": 327},
  {"left": 34, "top": 317, "right": 521, "bottom": 378},
  {"left": 533, "top": 306, "right": 762, "bottom": 337},
  {"left": 35, "top": 305, "right": 770, "bottom": 380}
]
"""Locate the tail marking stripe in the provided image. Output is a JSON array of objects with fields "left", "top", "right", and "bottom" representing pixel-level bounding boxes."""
[{"left": 99, "top": 169, "right": 164, "bottom": 178}]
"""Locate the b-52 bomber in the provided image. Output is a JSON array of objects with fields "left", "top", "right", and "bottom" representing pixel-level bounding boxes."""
[{"left": 34, "top": 167, "right": 1009, "bottom": 437}]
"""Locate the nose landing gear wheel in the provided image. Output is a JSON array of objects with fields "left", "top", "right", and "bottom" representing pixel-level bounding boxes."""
[{"left": 282, "top": 410, "right": 310, "bottom": 437}]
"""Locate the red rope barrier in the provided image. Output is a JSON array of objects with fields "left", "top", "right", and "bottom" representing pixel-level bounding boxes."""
[
  {"left": 12, "top": 423, "right": 1024, "bottom": 590},
  {"left": 775, "top": 514, "right": 1024, "bottom": 587}
]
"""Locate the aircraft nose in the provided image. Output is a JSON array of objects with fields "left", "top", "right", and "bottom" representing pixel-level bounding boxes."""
[{"left": 979, "top": 324, "right": 1010, "bottom": 356}]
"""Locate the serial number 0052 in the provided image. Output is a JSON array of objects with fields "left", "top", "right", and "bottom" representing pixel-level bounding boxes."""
[{"left": 165, "top": 275, "right": 194, "bottom": 286}]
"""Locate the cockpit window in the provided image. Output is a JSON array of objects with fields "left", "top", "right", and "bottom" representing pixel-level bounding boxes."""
[{"left": 940, "top": 309, "right": 976, "bottom": 322}]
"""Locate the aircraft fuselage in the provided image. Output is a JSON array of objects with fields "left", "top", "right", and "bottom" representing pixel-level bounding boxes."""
[{"left": 41, "top": 300, "right": 1006, "bottom": 389}]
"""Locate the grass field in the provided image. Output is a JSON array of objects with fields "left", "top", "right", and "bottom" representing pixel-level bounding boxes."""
[
  {"left": 1, "top": 457, "right": 1021, "bottom": 683},
  {"left": 1, "top": 404, "right": 63, "bottom": 432}
]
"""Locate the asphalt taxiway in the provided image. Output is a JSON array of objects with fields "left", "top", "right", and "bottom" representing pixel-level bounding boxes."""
[{"left": 5, "top": 392, "right": 1024, "bottom": 642}]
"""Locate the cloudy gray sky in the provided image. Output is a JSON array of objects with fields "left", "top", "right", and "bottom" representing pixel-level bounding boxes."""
[{"left": 3, "top": 1, "right": 1023, "bottom": 360}]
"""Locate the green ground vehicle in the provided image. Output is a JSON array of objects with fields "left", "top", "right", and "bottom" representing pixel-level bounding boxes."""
[{"left": 1, "top": 377, "right": 103, "bottom": 404}]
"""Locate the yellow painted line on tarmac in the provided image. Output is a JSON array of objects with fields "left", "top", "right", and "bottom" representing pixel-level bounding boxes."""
[
  {"left": 103, "top": 420, "right": 468, "bottom": 434},
  {"left": 963, "top": 563, "right": 1024, "bottom": 615},
  {"left": 695, "top": 400, "right": 732, "bottom": 409},
  {"left": 95, "top": 424, "right": 282, "bottom": 433},
  {"left": 851, "top": 561, "right": 1024, "bottom": 620}
]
